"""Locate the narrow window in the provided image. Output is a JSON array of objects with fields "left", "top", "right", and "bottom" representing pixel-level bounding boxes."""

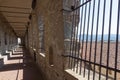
[
  {"left": 38, "top": 16, "right": 45, "bottom": 53},
  {"left": 49, "top": 46, "right": 54, "bottom": 66}
]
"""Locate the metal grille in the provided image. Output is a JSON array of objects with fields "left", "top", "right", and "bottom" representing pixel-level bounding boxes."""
[{"left": 63, "top": 0, "right": 120, "bottom": 80}]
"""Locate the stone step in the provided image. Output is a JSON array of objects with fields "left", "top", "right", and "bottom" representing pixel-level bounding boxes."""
[{"left": 0, "top": 52, "right": 11, "bottom": 62}]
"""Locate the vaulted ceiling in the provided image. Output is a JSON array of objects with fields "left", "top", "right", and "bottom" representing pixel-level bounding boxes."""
[{"left": 0, "top": 0, "right": 32, "bottom": 37}]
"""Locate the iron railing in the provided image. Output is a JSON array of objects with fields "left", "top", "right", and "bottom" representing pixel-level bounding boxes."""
[{"left": 63, "top": 0, "right": 120, "bottom": 80}]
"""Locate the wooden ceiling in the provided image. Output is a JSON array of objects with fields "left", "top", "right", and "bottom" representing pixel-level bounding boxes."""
[{"left": 0, "top": 0, "right": 32, "bottom": 37}]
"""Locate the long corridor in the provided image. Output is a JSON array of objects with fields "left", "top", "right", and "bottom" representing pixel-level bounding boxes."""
[{"left": 0, "top": 46, "right": 43, "bottom": 80}]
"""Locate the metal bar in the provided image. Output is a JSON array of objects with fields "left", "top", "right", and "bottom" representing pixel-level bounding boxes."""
[
  {"left": 114, "top": 0, "right": 120, "bottom": 79},
  {"left": 65, "top": 14, "right": 73, "bottom": 68},
  {"left": 0, "top": 11, "right": 31, "bottom": 14},
  {"left": 88, "top": 0, "right": 95, "bottom": 80},
  {"left": 80, "top": 0, "right": 87, "bottom": 74},
  {"left": 93, "top": 0, "right": 100, "bottom": 80},
  {"left": 64, "top": 0, "right": 119, "bottom": 80},
  {"left": 83, "top": 1, "right": 91, "bottom": 77},
  {"left": 76, "top": 0, "right": 81, "bottom": 73},
  {"left": 62, "top": 0, "right": 92, "bottom": 12},
  {"left": 70, "top": 0, "right": 78, "bottom": 69},
  {"left": 0, "top": 6, "right": 31, "bottom": 9},
  {"left": 73, "top": 0, "right": 80, "bottom": 72},
  {"left": 99, "top": 0, "right": 106, "bottom": 80},
  {"left": 69, "top": 14, "right": 74, "bottom": 68},
  {"left": 78, "top": 0, "right": 84, "bottom": 74},
  {"left": 74, "top": 0, "right": 91, "bottom": 11},
  {"left": 68, "top": 14, "right": 73, "bottom": 68},
  {"left": 71, "top": 0, "right": 78, "bottom": 71},
  {"left": 106, "top": 0, "right": 112, "bottom": 80},
  {"left": 62, "top": 55, "right": 120, "bottom": 73},
  {"left": 71, "top": 13, "right": 77, "bottom": 70}
]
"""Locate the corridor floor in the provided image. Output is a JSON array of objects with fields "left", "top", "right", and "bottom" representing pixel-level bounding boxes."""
[{"left": 0, "top": 46, "right": 43, "bottom": 80}]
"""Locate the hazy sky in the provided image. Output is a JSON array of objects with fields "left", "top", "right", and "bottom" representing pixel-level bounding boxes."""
[{"left": 78, "top": 0, "right": 119, "bottom": 35}]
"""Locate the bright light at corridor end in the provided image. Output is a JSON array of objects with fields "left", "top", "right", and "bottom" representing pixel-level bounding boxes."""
[{"left": 18, "top": 37, "right": 21, "bottom": 44}]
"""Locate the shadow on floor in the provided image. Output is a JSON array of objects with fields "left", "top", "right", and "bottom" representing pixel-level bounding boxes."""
[
  {"left": 0, "top": 63, "right": 23, "bottom": 71},
  {"left": 0, "top": 47, "right": 44, "bottom": 80},
  {"left": 22, "top": 48, "right": 44, "bottom": 80},
  {"left": 8, "top": 56, "right": 23, "bottom": 60}
]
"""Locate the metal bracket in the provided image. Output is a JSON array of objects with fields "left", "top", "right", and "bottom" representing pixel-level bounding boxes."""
[{"left": 62, "top": 0, "right": 91, "bottom": 12}]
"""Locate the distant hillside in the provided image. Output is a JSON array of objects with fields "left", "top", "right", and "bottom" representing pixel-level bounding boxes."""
[{"left": 78, "top": 34, "right": 120, "bottom": 42}]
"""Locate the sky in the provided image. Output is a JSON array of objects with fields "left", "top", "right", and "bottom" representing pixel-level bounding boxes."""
[{"left": 78, "top": 0, "right": 119, "bottom": 35}]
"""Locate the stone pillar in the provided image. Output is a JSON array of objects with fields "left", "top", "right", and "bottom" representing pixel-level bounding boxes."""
[{"left": 1, "top": 30, "right": 6, "bottom": 54}]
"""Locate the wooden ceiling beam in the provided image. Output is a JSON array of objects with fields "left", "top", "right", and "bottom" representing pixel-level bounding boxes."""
[{"left": 0, "top": 5, "right": 31, "bottom": 9}]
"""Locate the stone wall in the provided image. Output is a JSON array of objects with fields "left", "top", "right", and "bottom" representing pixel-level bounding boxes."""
[
  {"left": 25, "top": 0, "right": 80, "bottom": 80},
  {"left": 0, "top": 13, "right": 17, "bottom": 55}
]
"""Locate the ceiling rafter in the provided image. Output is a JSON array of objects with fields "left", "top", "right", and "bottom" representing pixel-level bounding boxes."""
[
  {"left": 0, "top": 5, "right": 31, "bottom": 10},
  {"left": 11, "top": 25, "right": 26, "bottom": 26},
  {"left": 0, "top": 0, "right": 32, "bottom": 37},
  {"left": 4, "top": 22, "right": 27, "bottom": 23},
  {"left": 11, "top": 26, "right": 27, "bottom": 28},
  {"left": 6, "top": 15, "right": 28, "bottom": 18},
  {"left": 0, "top": 10, "right": 31, "bottom": 14}
]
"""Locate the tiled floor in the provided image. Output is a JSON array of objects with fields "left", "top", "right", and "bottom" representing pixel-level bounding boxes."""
[{"left": 0, "top": 47, "right": 43, "bottom": 80}]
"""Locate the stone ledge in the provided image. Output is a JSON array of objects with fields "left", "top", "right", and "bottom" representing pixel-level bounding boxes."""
[
  {"left": 39, "top": 53, "right": 45, "bottom": 57},
  {"left": 65, "top": 69, "right": 87, "bottom": 80},
  {"left": 64, "top": 69, "right": 78, "bottom": 80}
]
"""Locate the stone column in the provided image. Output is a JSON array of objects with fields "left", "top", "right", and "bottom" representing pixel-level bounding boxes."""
[{"left": 1, "top": 30, "right": 6, "bottom": 54}]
